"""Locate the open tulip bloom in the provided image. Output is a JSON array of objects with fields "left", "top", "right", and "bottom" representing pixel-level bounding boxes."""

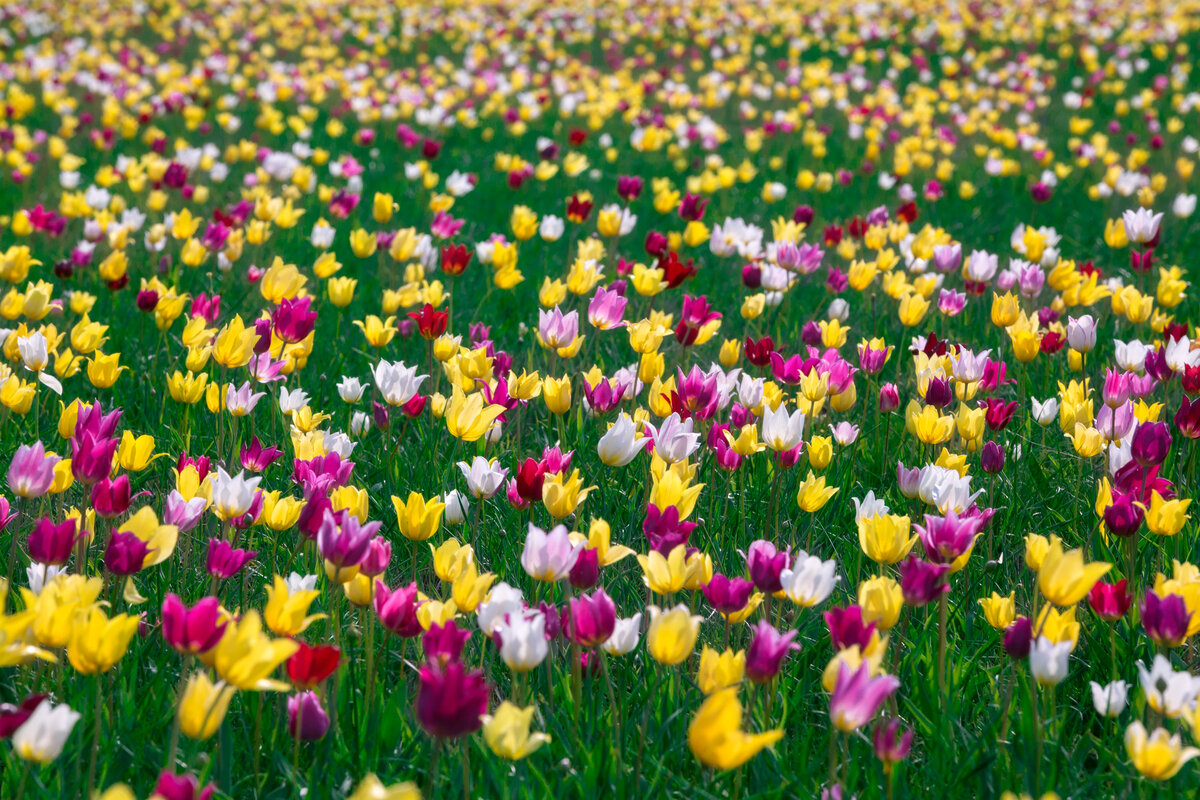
[{"left": 3, "top": 3, "right": 1200, "bottom": 798}]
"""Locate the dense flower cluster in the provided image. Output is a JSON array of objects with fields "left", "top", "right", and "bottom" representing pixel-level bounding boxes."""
[{"left": 1, "top": 0, "right": 1200, "bottom": 797}]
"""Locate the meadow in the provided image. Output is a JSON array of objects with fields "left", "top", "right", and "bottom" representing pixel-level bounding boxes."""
[{"left": 2, "top": 0, "right": 1200, "bottom": 798}]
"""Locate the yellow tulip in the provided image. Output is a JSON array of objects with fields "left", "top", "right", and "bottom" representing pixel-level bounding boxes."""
[
  {"left": 687, "top": 688, "right": 783, "bottom": 770},
  {"left": 179, "top": 672, "right": 233, "bottom": 740},
  {"left": 67, "top": 606, "right": 140, "bottom": 674},
  {"left": 482, "top": 702, "right": 551, "bottom": 760},
  {"left": 697, "top": 647, "right": 746, "bottom": 695},
  {"left": 392, "top": 492, "right": 445, "bottom": 541},
  {"left": 646, "top": 604, "right": 702, "bottom": 665},
  {"left": 264, "top": 575, "right": 325, "bottom": 637},
  {"left": 1037, "top": 537, "right": 1111, "bottom": 606}
]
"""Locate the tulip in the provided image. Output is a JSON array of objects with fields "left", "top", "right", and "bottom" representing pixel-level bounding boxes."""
[
  {"left": 898, "top": 556, "right": 950, "bottom": 606},
  {"left": 27, "top": 517, "right": 79, "bottom": 566},
  {"left": 1037, "top": 538, "right": 1111, "bottom": 606},
  {"left": 829, "top": 662, "right": 900, "bottom": 732},
  {"left": 521, "top": 523, "right": 583, "bottom": 582},
  {"left": 745, "top": 620, "right": 799, "bottom": 683},
  {"left": 1090, "top": 680, "right": 1129, "bottom": 717},
  {"left": 1125, "top": 722, "right": 1200, "bottom": 780},
  {"left": 872, "top": 718, "right": 914, "bottom": 773},
  {"left": 601, "top": 613, "right": 643, "bottom": 656},
  {"left": 697, "top": 647, "right": 746, "bottom": 694},
  {"left": 150, "top": 771, "right": 216, "bottom": 800},
  {"left": 1141, "top": 591, "right": 1192, "bottom": 648},
  {"left": 482, "top": 702, "right": 551, "bottom": 760},
  {"left": 287, "top": 643, "right": 340, "bottom": 689},
  {"left": 779, "top": 551, "right": 839, "bottom": 607},
  {"left": 596, "top": 412, "right": 643, "bottom": 466},
  {"left": 287, "top": 691, "right": 330, "bottom": 741},
  {"left": 647, "top": 604, "right": 703, "bottom": 665},
  {"left": 1088, "top": 580, "right": 1132, "bottom": 621},
  {"left": 415, "top": 661, "right": 488, "bottom": 739},
  {"left": 374, "top": 581, "right": 424, "bottom": 637},
  {"left": 1029, "top": 636, "right": 1071, "bottom": 686},
  {"left": 7, "top": 442, "right": 60, "bottom": 499},
  {"left": 702, "top": 574, "right": 755, "bottom": 615},
  {"left": 178, "top": 673, "right": 232, "bottom": 740},
  {"left": 90, "top": 474, "right": 132, "bottom": 518},
  {"left": 67, "top": 606, "right": 140, "bottom": 674},
  {"left": 494, "top": 608, "right": 549, "bottom": 672},
  {"left": 11, "top": 701, "right": 81, "bottom": 763},
  {"left": 206, "top": 539, "right": 257, "bottom": 580},
  {"left": 424, "top": 620, "right": 471, "bottom": 665},
  {"left": 743, "top": 539, "right": 790, "bottom": 594},
  {"left": 161, "top": 594, "right": 226, "bottom": 655},
  {"left": 1132, "top": 421, "right": 1172, "bottom": 467},
  {"left": 687, "top": 688, "right": 783, "bottom": 770}
]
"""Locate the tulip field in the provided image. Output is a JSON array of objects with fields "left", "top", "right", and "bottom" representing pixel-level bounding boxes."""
[{"left": 4, "top": 0, "right": 1200, "bottom": 797}]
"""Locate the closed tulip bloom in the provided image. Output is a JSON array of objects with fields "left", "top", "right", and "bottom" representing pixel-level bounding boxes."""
[
  {"left": 27, "top": 517, "right": 80, "bottom": 566},
  {"left": 858, "top": 576, "right": 903, "bottom": 630},
  {"left": 150, "top": 770, "right": 217, "bottom": 800},
  {"left": 745, "top": 620, "right": 799, "bottom": 683},
  {"left": 1141, "top": 591, "right": 1192, "bottom": 648},
  {"left": 90, "top": 474, "right": 132, "bottom": 519},
  {"left": 779, "top": 551, "right": 839, "bottom": 607},
  {"left": 416, "top": 661, "right": 488, "bottom": 739},
  {"left": 521, "top": 523, "right": 583, "bottom": 582},
  {"left": 1125, "top": 722, "right": 1200, "bottom": 780},
  {"left": 978, "top": 592, "right": 1016, "bottom": 630},
  {"left": 161, "top": 594, "right": 226, "bottom": 655},
  {"left": 1104, "top": 492, "right": 1144, "bottom": 537},
  {"left": 494, "top": 609, "right": 549, "bottom": 672},
  {"left": 8, "top": 442, "right": 60, "bottom": 498},
  {"left": 1090, "top": 679, "right": 1129, "bottom": 717},
  {"left": 702, "top": 573, "right": 755, "bottom": 614},
  {"left": 829, "top": 662, "right": 900, "bottom": 732},
  {"left": 1029, "top": 636, "right": 1072, "bottom": 686},
  {"left": 391, "top": 492, "right": 445, "bottom": 541},
  {"left": 1066, "top": 314, "right": 1097, "bottom": 353},
  {"left": 104, "top": 530, "right": 150, "bottom": 576},
  {"left": 287, "top": 691, "right": 329, "bottom": 741},
  {"left": 11, "top": 701, "right": 81, "bottom": 763},
  {"left": 1037, "top": 538, "right": 1111, "bottom": 606},
  {"left": 858, "top": 514, "right": 916, "bottom": 565},
  {"left": 458, "top": 456, "right": 508, "bottom": 499},
  {"left": 178, "top": 673, "right": 232, "bottom": 740},
  {"left": 568, "top": 587, "right": 617, "bottom": 647},
  {"left": 70, "top": 431, "right": 119, "bottom": 485},
  {"left": 285, "top": 643, "right": 341, "bottom": 691},
  {"left": 374, "top": 581, "right": 424, "bottom": 637},
  {"left": 1132, "top": 421, "right": 1172, "bottom": 467},
  {"left": 1003, "top": 617, "right": 1033, "bottom": 659},
  {"left": 601, "top": 613, "right": 643, "bottom": 656},
  {"left": 743, "top": 539, "right": 790, "bottom": 594},
  {"left": 1088, "top": 580, "right": 1132, "bottom": 621},
  {"left": 596, "top": 412, "right": 643, "bottom": 467},
  {"left": 482, "top": 702, "right": 551, "bottom": 761},
  {"left": 687, "top": 688, "right": 783, "bottom": 769},
  {"left": 647, "top": 604, "right": 703, "bottom": 665}
]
